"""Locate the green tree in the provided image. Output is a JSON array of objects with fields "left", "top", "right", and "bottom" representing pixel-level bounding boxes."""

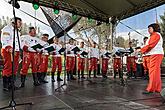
[
  {"left": 131, "top": 39, "right": 138, "bottom": 47},
  {"left": 0, "top": 16, "right": 40, "bottom": 36},
  {"left": 21, "top": 23, "right": 28, "bottom": 35},
  {"left": 115, "top": 36, "right": 125, "bottom": 47},
  {"left": 72, "top": 17, "right": 111, "bottom": 49},
  {"left": 0, "top": 18, "right": 3, "bottom": 31},
  {"left": 160, "top": 11, "right": 165, "bottom": 48}
]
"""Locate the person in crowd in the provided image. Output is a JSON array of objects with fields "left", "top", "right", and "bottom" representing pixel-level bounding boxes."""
[
  {"left": 50, "top": 37, "right": 63, "bottom": 82},
  {"left": 113, "top": 46, "right": 122, "bottom": 79},
  {"left": 20, "top": 27, "right": 42, "bottom": 87},
  {"left": 134, "top": 47, "right": 143, "bottom": 78},
  {"left": 66, "top": 38, "right": 76, "bottom": 80},
  {"left": 101, "top": 46, "right": 110, "bottom": 79},
  {"left": 1, "top": 17, "right": 22, "bottom": 91},
  {"left": 77, "top": 41, "right": 86, "bottom": 79},
  {"left": 37, "top": 34, "right": 49, "bottom": 83},
  {"left": 88, "top": 38, "right": 99, "bottom": 78},
  {"left": 142, "top": 37, "right": 149, "bottom": 80},
  {"left": 126, "top": 41, "right": 137, "bottom": 78},
  {"left": 138, "top": 23, "right": 164, "bottom": 94}
]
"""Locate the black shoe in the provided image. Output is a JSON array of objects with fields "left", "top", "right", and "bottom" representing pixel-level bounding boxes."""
[
  {"left": 3, "top": 87, "right": 9, "bottom": 92},
  {"left": 67, "top": 72, "right": 71, "bottom": 81},
  {"left": 8, "top": 84, "right": 20, "bottom": 90},
  {"left": 143, "top": 76, "right": 149, "bottom": 80},
  {"left": 52, "top": 79, "right": 55, "bottom": 82},
  {"left": 94, "top": 70, "right": 97, "bottom": 78},
  {"left": 81, "top": 77, "right": 85, "bottom": 79},
  {"left": 37, "top": 72, "right": 42, "bottom": 83},
  {"left": 102, "top": 75, "right": 107, "bottom": 79},
  {"left": 88, "top": 71, "right": 91, "bottom": 79},
  {"left": 70, "top": 77, "right": 76, "bottom": 80},
  {"left": 32, "top": 73, "right": 40, "bottom": 86},
  {"left": 3, "top": 76, "right": 9, "bottom": 91},
  {"left": 142, "top": 91, "right": 153, "bottom": 94},
  {"left": 14, "top": 85, "right": 20, "bottom": 90},
  {"left": 19, "top": 83, "right": 25, "bottom": 88},
  {"left": 33, "top": 81, "right": 40, "bottom": 86},
  {"left": 57, "top": 71, "right": 63, "bottom": 81},
  {"left": 51, "top": 72, "right": 55, "bottom": 82},
  {"left": 94, "top": 76, "right": 97, "bottom": 78},
  {"left": 39, "top": 72, "right": 48, "bottom": 83},
  {"left": 19, "top": 75, "right": 26, "bottom": 88},
  {"left": 42, "top": 80, "right": 48, "bottom": 83},
  {"left": 78, "top": 71, "right": 80, "bottom": 79},
  {"left": 57, "top": 78, "right": 63, "bottom": 81},
  {"left": 70, "top": 72, "right": 76, "bottom": 80},
  {"left": 67, "top": 76, "right": 70, "bottom": 81}
]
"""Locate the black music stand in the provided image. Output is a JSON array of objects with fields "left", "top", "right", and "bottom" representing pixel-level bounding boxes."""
[{"left": 118, "top": 50, "right": 131, "bottom": 86}]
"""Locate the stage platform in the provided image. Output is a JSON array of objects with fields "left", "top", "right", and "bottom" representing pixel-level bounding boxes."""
[{"left": 0, "top": 76, "right": 165, "bottom": 110}]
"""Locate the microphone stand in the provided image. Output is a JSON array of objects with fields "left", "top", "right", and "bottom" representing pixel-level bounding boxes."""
[
  {"left": 0, "top": 0, "right": 33, "bottom": 109},
  {"left": 82, "top": 31, "right": 95, "bottom": 84},
  {"left": 55, "top": 21, "right": 80, "bottom": 92},
  {"left": 55, "top": 31, "right": 67, "bottom": 92}
]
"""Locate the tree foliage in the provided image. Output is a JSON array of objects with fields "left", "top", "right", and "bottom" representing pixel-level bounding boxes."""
[
  {"left": 72, "top": 17, "right": 111, "bottom": 49},
  {"left": 0, "top": 16, "right": 40, "bottom": 35},
  {"left": 115, "top": 36, "right": 138, "bottom": 48},
  {"left": 160, "top": 11, "right": 165, "bottom": 48}
]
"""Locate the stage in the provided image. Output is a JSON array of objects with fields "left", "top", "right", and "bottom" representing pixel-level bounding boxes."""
[{"left": 0, "top": 76, "right": 165, "bottom": 110}]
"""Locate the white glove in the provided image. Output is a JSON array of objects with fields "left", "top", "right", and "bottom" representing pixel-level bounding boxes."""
[
  {"left": 42, "top": 49, "right": 48, "bottom": 53},
  {"left": 36, "top": 48, "right": 42, "bottom": 52},
  {"left": 27, "top": 47, "right": 32, "bottom": 51}
]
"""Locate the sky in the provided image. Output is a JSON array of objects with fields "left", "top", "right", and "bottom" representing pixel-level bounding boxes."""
[
  {"left": 0, "top": 0, "right": 165, "bottom": 43},
  {"left": 116, "top": 4, "right": 165, "bottom": 45},
  {"left": 117, "top": 4, "right": 165, "bottom": 33}
]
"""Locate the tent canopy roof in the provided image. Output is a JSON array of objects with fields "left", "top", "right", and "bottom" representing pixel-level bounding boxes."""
[{"left": 21, "top": 0, "right": 165, "bottom": 22}]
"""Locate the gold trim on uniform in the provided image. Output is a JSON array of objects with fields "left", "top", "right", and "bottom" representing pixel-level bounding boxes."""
[{"left": 3, "top": 32, "right": 10, "bottom": 36}]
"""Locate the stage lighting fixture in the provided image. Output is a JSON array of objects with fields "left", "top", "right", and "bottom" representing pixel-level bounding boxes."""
[
  {"left": 88, "top": 16, "right": 93, "bottom": 23},
  {"left": 105, "top": 18, "right": 110, "bottom": 26},
  {"left": 106, "top": 22, "right": 110, "bottom": 26},
  {"left": 53, "top": 1, "right": 60, "bottom": 14},
  {"left": 32, "top": 0, "right": 40, "bottom": 10},
  {"left": 96, "top": 21, "right": 102, "bottom": 26},
  {"left": 72, "top": 13, "right": 78, "bottom": 21},
  {"left": 8, "top": 0, "right": 20, "bottom": 9},
  {"left": 54, "top": 9, "right": 60, "bottom": 14},
  {"left": 54, "top": 1, "right": 59, "bottom": 6}
]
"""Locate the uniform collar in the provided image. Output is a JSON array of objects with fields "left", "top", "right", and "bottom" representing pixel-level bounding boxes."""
[
  {"left": 8, "top": 24, "right": 14, "bottom": 30},
  {"left": 151, "top": 32, "right": 158, "bottom": 35},
  {"left": 9, "top": 24, "right": 19, "bottom": 31}
]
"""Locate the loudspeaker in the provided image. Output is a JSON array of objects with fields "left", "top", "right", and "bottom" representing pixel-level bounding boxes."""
[{"left": 160, "top": 88, "right": 165, "bottom": 103}]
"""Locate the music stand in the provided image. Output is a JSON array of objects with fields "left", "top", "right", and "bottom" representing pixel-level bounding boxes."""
[
  {"left": 0, "top": 0, "right": 33, "bottom": 109},
  {"left": 118, "top": 50, "right": 131, "bottom": 86}
]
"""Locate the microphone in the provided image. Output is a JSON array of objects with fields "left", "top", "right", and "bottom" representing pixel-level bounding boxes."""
[
  {"left": 78, "top": 27, "right": 84, "bottom": 31},
  {"left": 8, "top": 0, "right": 20, "bottom": 9}
]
